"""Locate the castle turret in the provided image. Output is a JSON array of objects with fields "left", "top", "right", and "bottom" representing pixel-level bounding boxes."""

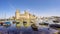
[
  {"left": 24, "top": 10, "right": 29, "bottom": 19},
  {"left": 15, "top": 10, "right": 20, "bottom": 19},
  {"left": 24, "top": 10, "right": 29, "bottom": 14}
]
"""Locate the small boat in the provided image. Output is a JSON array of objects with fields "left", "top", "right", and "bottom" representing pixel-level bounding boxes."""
[
  {"left": 31, "top": 24, "right": 38, "bottom": 31},
  {"left": 53, "top": 20, "right": 59, "bottom": 23},
  {"left": 39, "top": 22, "right": 49, "bottom": 26},
  {"left": 12, "top": 21, "right": 16, "bottom": 24},
  {"left": 3, "top": 22, "right": 11, "bottom": 27},
  {"left": 50, "top": 24, "right": 60, "bottom": 30},
  {"left": 0, "top": 22, "right": 4, "bottom": 26}
]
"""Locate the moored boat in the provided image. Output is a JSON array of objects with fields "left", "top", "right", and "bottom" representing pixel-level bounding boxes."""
[
  {"left": 50, "top": 24, "right": 60, "bottom": 30},
  {"left": 3, "top": 21, "right": 11, "bottom": 27},
  {"left": 31, "top": 24, "right": 38, "bottom": 31},
  {"left": 0, "top": 22, "right": 4, "bottom": 26}
]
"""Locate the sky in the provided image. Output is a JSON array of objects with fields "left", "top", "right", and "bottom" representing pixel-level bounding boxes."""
[{"left": 0, "top": 0, "right": 60, "bottom": 18}]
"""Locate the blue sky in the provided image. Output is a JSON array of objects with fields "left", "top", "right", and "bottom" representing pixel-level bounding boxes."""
[{"left": 0, "top": 0, "right": 60, "bottom": 18}]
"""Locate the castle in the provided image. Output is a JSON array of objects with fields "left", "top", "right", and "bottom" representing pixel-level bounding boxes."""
[{"left": 15, "top": 10, "right": 37, "bottom": 27}]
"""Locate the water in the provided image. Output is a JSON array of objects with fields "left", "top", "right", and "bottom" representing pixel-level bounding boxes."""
[
  {"left": 0, "top": 25, "right": 58, "bottom": 34},
  {"left": 0, "top": 21, "right": 58, "bottom": 34}
]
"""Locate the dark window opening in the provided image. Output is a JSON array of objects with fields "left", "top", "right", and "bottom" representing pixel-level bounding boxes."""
[
  {"left": 30, "top": 21, "right": 33, "bottom": 23},
  {"left": 23, "top": 21, "right": 27, "bottom": 24},
  {"left": 16, "top": 22, "right": 20, "bottom": 24}
]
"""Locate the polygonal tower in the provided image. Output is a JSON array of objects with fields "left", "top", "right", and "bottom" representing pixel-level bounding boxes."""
[
  {"left": 24, "top": 10, "right": 29, "bottom": 19},
  {"left": 15, "top": 10, "right": 20, "bottom": 20}
]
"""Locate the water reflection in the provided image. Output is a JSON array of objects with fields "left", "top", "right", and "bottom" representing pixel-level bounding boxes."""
[
  {"left": 0, "top": 25, "right": 58, "bottom": 34},
  {"left": 0, "top": 21, "right": 58, "bottom": 34}
]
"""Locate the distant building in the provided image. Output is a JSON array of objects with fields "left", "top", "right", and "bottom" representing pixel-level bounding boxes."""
[
  {"left": 15, "top": 10, "right": 37, "bottom": 20},
  {"left": 15, "top": 10, "right": 37, "bottom": 27}
]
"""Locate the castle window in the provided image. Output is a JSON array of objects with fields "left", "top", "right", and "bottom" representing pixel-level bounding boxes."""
[
  {"left": 23, "top": 21, "right": 27, "bottom": 24},
  {"left": 16, "top": 22, "right": 20, "bottom": 24}
]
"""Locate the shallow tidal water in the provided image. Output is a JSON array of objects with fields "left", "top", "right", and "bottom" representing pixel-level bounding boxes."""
[{"left": 0, "top": 25, "right": 58, "bottom": 34}]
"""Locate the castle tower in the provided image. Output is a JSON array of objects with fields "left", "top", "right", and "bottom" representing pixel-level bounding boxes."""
[
  {"left": 24, "top": 10, "right": 31, "bottom": 27},
  {"left": 15, "top": 10, "right": 20, "bottom": 20},
  {"left": 24, "top": 10, "right": 29, "bottom": 14},
  {"left": 25, "top": 10, "right": 29, "bottom": 19}
]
